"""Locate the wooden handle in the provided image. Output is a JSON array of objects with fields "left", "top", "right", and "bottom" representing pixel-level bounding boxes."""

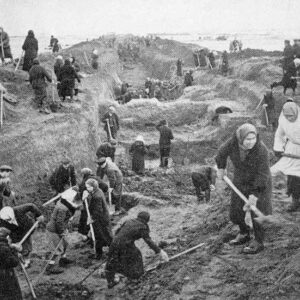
[
  {"left": 84, "top": 198, "right": 96, "bottom": 254},
  {"left": 20, "top": 260, "right": 37, "bottom": 299},
  {"left": 223, "top": 176, "right": 264, "bottom": 218},
  {"left": 17, "top": 221, "right": 39, "bottom": 246}
]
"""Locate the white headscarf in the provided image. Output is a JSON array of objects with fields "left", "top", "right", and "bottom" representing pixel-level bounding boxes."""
[
  {"left": 135, "top": 135, "right": 145, "bottom": 143},
  {"left": 294, "top": 58, "right": 300, "bottom": 68},
  {"left": 0, "top": 207, "right": 18, "bottom": 226}
]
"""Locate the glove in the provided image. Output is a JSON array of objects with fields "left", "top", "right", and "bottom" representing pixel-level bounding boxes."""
[
  {"left": 37, "top": 215, "right": 45, "bottom": 223},
  {"left": 159, "top": 250, "right": 169, "bottom": 262},
  {"left": 262, "top": 104, "right": 268, "bottom": 107},
  {"left": 274, "top": 151, "right": 283, "bottom": 158},
  {"left": 82, "top": 190, "right": 89, "bottom": 200},
  {"left": 72, "top": 186, "right": 79, "bottom": 192},
  {"left": 210, "top": 184, "right": 215, "bottom": 191},
  {"left": 61, "top": 229, "right": 69, "bottom": 237},
  {"left": 243, "top": 194, "right": 258, "bottom": 212},
  {"left": 217, "top": 169, "right": 226, "bottom": 180},
  {"left": 87, "top": 216, "right": 94, "bottom": 225},
  {"left": 108, "top": 188, "right": 114, "bottom": 193},
  {"left": 11, "top": 243, "right": 22, "bottom": 252}
]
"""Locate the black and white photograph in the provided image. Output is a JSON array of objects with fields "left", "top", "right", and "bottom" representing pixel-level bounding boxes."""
[{"left": 0, "top": 0, "right": 300, "bottom": 299}]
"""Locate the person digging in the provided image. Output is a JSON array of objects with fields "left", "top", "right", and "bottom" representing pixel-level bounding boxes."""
[{"left": 105, "top": 211, "right": 169, "bottom": 289}]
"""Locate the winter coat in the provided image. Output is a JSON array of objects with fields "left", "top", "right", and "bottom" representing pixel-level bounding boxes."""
[
  {"left": 129, "top": 141, "right": 147, "bottom": 174},
  {"left": 10, "top": 204, "right": 42, "bottom": 243},
  {"left": 184, "top": 73, "right": 193, "bottom": 87},
  {"left": 29, "top": 64, "right": 52, "bottom": 89},
  {"left": 0, "top": 177, "right": 11, "bottom": 210},
  {"left": 22, "top": 33, "right": 38, "bottom": 71},
  {"left": 283, "top": 44, "right": 294, "bottom": 69},
  {"left": 156, "top": 124, "right": 174, "bottom": 148},
  {"left": 106, "top": 218, "right": 160, "bottom": 279},
  {"left": 0, "top": 31, "right": 10, "bottom": 48},
  {"left": 50, "top": 164, "right": 76, "bottom": 193},
  {"left": 98, "top": 160, "right": 123, "bottom": 196},
  {"left": 272, "top": 107, "right": 300, "bottom": 177},
  {"left": 0, "top": 237, "right": 23, "bottom": 300},
  {"left": 215, "top": 134, "right": 272, "bottom": 224},
  {"left": 96, "top": 142, "right": 116, "bottom": 160},
  {"left": 87, "top": 188, "right": 112, "bottom": 245},
  {"left": 102, "top": 112, "right": 120, "bottom": 134},
  {"left": 58, "top": 61, "right": 80, "bottom": 96},
  {"left": 281, "top": 61, "right": 297, "bottom": 88},
  {"left": 46, "top": 199, "right": 75, "bottom": 235}
]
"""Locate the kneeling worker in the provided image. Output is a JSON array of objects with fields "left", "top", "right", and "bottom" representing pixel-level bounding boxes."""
[{"left": 105, "top": 211, "right": 169, "bottom": 288}]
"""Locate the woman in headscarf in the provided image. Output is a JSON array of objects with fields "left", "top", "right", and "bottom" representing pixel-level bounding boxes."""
[
  {"left": 22, "top": 30, "right": 38, "bottom": 72},
  {"left": 215, "top": 123, "right": 272, "bottom": 254},
  {"left": 84, "top": 178, "right": 112, "bottom": 260},
  {"left": 272, "top": 102, "right": 300, "bottom": 212},
  {"left": 129, "top": 135, "right": 148, "bottom": 175}
]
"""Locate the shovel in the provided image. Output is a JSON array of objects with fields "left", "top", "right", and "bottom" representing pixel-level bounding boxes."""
[
  {"left": 108, "top": 188, "right": 115, "bottom": 215},
  {"left": 106, "top": 119, "right": 112, "bottom": 141},
  {"left": 84, "top": 198, "right": 97, "bottom": 255},
  {"left": 19, "top": 257, "right": 37, "bottom": 299},
  {"left": 223, "top": 176, "right": 276, "bottom": 225},
  {"left": 14, "top": 50, "right": 24, "bottom": 72}
]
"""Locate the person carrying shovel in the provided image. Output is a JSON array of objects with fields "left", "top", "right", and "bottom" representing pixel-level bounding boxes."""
[
  {"left": 271, "top": 102, "right": 300, "bottom": 212},
  {"left": 215, "top": 123, "right": 272, "bottom": 254},
  {"left": 102, "top": 106, "right": 120, "bottom": 141}
]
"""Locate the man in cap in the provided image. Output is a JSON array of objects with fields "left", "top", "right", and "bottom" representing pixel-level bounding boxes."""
[
  {"left": 105, "top": 211, "right": 169, "bottom": 288},
  {"left": 29, "top": 58, "right": 52, "bottom": 114},
  {"left": 156, "top": 120, "right": 174, "bottom": 168},
  {"left": 0, "top": 27, "right": 13, "bottom": 64},
  {"left": 283, "top": 40, "right": 294, "bottom": 71},
  {"left": 77, "top": 168, "right": 108, "bottom": 240},
  {"left": 0, "top": 204, "right": 44, "bottom": 268},
  {"left": 0, "top": 227, "right": 23, "bottom": 299},
  {"left": 96, "top": 139, "right": 117, "bottom": 162},
  {"left": 96, "top": 157, "right": 124, "bottom": 215},
  {"left": 49, "top": 157, "right": 77, "bottom": 194},
  {"left": 102, "top": 106, "right": 120, "bottom": 141},
  {"left": 46, "top": 188, "right": 82, "bottom": 274}
]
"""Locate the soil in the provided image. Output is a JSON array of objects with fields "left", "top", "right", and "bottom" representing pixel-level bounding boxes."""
[{"left": 1, "top": 35, "right": 300, "bottom": 299}]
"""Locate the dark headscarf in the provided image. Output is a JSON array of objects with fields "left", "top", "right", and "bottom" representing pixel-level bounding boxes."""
[
  {"left": 28, "top": 30, "right": 34, "bottom": 38},
  {"left": 32, "top": 58, "right": 39, "bottom": 65},
  {"left": 137, "top": 211, "right": 150, "bottom": 224}
]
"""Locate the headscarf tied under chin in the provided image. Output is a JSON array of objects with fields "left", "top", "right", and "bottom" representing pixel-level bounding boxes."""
[
  {"left": 236, "top": 123, "right": 257, "bottom": 161},
  {"left": 282, "top": 102, "right": 298, "bottom": 121}
]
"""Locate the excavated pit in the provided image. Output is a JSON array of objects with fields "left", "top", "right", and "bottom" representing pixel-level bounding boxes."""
[{"left": 1, "top": 36, "right": 300, "bottom": 299}]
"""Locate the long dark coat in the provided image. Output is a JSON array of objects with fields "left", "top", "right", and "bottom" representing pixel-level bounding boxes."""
[
  {"left": 22, "top": 32, "right": 38, "bottom": 71},
  {"left": 102, "top": 112, "right": 120, "bottom": 139},
  {"left": 0, "top": 237, "right": 23, "bottom": 300},
  {"left": 50, "top": 164, "right": 76, "bottom": 193},
  {"left": 106, "top": 218, "right": 160, "bottom": 279},
  {"left": 129, "top": 141, "right": 147, "bottom": 174},
  {"left": 88, "top": 188, "right": 112, "bottom": 247},
  {"left": 57, "top": 61, "right": 80, "bottom": 97},
  {"left": 215, "top": 134, "right": 272, "bottom": 226}
]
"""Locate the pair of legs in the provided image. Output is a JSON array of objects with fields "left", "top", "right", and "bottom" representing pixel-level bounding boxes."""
[
  {"left": 34, "top": 85, "right": 50, "bottom": 113},
  {"left": 271, "top": 80, "right": 296, "bottom": 96},
  {"left": 287, "top": 175, "right": 300, "bottom": 212},
  {"left": 160, "top": 146, "right": 170, "bottom": 168}
]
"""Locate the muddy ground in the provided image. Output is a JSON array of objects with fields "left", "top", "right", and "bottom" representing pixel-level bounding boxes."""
[{"left": 1, "top": 35, "right": 300, "bottom": 299}]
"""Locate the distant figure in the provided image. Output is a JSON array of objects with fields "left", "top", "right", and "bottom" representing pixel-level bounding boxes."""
[
  {"left": 22, "top": 30, "right": 38, "bottom": 72},
  {"left": 192, "top": 166, "right": 217, "bottom": 202},
  {"left": 70, "top": 56, "right": 80, "bottom": 98},
  {"left": 208, "top": 51, "right": 216, "bottom": 68},
  {"left": 156, "top": 120, "right": 174, "bottom": 168},
  {"left": 271, "top": 58, "right": 300, "bottom": 96},
  {"left": 199, "top": 49, "right": 207, "bottom": 67},
  {"left": 283, "top": 40, "right": 294, "bottom": 71},
  {"left": 129, "top": 135, "right": 148, "bottom": 175},
  {"left": 57, "top": 59, "right": 81, "bottom": 101},
  {"left": 176, "top": 59, "right": 183, "bottom": 76},
  {"left": 91, "top": 49, "right": 99, "bottom": 70},
  {"left": 49, "top": 157, "right": 77, "bottom": 194},
  {"left": 96, "top": 139, "right": 117, "bottom": 162},
  {"left": 102, "top": 106, "right": 120, "bottom": 141},
  {"left": 52, "top": 38, "right": 59, "bottom": 53},
  {"left": 29, "top": 58, "right": 52, "bottom": 114},
  {"left": 0, "top": 27, "right": 13, "bottom": 63},
  {"left": 211, "top": 106, "right": 233, "bottom": 124},
  {"left": 221, "top": 51, "right": 229, "bottom": 76},
  {"left": 184, "top": 70, "right": 193, "bottom": 87},
  {"left": 292, "top": 39, "right": 300, "bottom": 59},
  {"left": 145, "top": 77, "right": 152, "bottom": 98},
  {"left": 262, "top": 91, "right": 277, "bottom": 130},
  {"left": 193, "top": 51, "right": 200, "bottom": 67},
  {"left": 54, "top": 55, "right": 63, "bottom": 79},
  {"left": 49, "top": 35, "right": 55, "bottom": 47}
]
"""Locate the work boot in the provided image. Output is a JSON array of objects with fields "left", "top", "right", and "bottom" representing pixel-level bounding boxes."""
[
  {"left": 242, "top": 240, "right": 264, "bottom": 254},
  {"left": 229, "top": 233, "right": 250, "bottom": 245},
  {"left": 59, "top": 257, "right": 73, "bottom": 266},
  {"left": 46, "top": 265, "right": 64, "bottom": 274},
  {"left": 287, "top": 197, "right": 300, "bottom": 212}
]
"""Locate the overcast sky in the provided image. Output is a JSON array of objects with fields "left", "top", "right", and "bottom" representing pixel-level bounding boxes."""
[{"left": 1, "top": 0, "right": 299, "bottom": 37}]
